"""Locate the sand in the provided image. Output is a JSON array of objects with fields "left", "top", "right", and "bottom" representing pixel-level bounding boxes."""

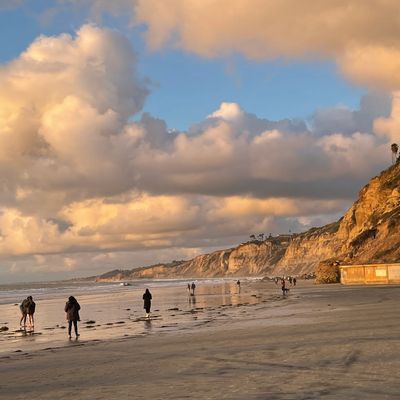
[{"left": 1, "top": 281, "right": 400, "bottom": 399}]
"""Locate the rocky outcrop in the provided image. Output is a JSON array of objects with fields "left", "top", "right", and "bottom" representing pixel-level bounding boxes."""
[{"left": 96, "top": 163, "right": 400, "bottom": 281}]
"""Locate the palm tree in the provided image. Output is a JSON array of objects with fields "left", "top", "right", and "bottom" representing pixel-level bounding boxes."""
[{"left": 391, "top": 143, "right": 399, "bottom": 164}]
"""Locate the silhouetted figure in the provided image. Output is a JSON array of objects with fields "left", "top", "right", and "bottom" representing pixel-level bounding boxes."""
[
  {"left": 65, "top": 296, "right": 81, "bottom": 338},
  {"left": 26, "top": 296, "right": 36, "bottom": 329},
  {"left": 19, "top": 296, "right": 35, "bottom": 329},
  {"left": 237, "top": 280, "right": 241, "bottom": 293},
  {"left": 143, "top": 288, "right": 152, "bottom": 319},
  {"left": 293, "top": 277, "right": 297, "bottom": 286},
  {"left": 191, "top": 282, "right": 196, "bottom": 295},
  {"left": 19, "top": 297, "right": 29, "bottom": 328},
  {"left": 281, "top": 279, "right": 289, "bottom": 295},
  {"left": 187, "top": 283, "right": 191, "bottom": 294},
  {"left": 289, "top": 276, "right": 293, "bottom": 286}
]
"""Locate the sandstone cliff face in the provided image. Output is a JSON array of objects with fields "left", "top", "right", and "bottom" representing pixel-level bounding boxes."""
[
  {"left": 96, "top": 163, "right": 400, "bottom": 281},
  {"left": 227, "top": 241, "right": 286, "bottom": 275},
  {"left": 96, "top": 239, "right": 290, "bottom": 280},
  {"left": 274, "top": 163, "right": 400, "bottom": 274},
  {"left": 273, "top": 222, "right": 341, "bottom": 275}
]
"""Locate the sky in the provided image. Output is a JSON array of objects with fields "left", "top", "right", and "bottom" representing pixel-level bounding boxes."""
[{"left": 0, "top": 0, "right": 399, "bottom": 283}]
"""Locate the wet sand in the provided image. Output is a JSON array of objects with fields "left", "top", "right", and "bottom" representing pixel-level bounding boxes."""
[
  {"left": 0, "top": 280, "right": 266, "bottom": 353},
  {"left": 1, "top": 281, "right": 400, "bottom": 399}
]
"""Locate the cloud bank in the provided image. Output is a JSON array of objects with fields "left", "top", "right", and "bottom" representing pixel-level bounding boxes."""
[{"left": 133, "top": 0, "right": 400, "bottom": 91}]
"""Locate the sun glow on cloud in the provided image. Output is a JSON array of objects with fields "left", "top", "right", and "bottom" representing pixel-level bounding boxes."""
[{"left": 1, "top": 1, "right": 400, "bottom": 281}]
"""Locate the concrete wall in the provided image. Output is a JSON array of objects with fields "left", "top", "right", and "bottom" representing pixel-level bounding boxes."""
[{"left": 340, "top": 263, "right": 400, "bottom": 285}]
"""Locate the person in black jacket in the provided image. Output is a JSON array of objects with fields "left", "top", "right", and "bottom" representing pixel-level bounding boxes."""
[
  {"left": 143, "top": 289, "right": 152, "bottom": 319},
  {"left": 19, "top": 297, "right": 29, "bottom": 328},
  {"left": 65, "top": 296, "right": 81, "bottom": 338},
  {"left": 26, "top": 296, "right": 36, "bottom": 329}
]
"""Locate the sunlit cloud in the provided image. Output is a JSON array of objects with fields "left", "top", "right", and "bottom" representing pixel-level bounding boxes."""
[{"left": 134, "top": 0, "right": 400, "bottom": 91}]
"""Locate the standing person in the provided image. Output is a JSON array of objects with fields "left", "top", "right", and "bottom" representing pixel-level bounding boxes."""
[
  {"left": 187, "top": 283, "right": 191, "bottom": 294},
  {"left": 143, "top": 289, "right": 152, "bottom": 319},
  {"left": 65, "top": 296, "right": 81, "bottom": 339},
  {"left": 236, "top": 280, "right": 241, "bottom": 293},
  {"left": 19, "top": 297, "right": 29, "bottom": 328},
  {"left": 289, "top": 276, "right": 293, "bottom": 286},
  {"left": 281, "top": 278, "right": 288, "bottom": 295},
  {"left": 293, "top": 277, "right": 297, "bottom": 286},
  {"left": 191, "top": 282, "right": 196, "bottom": 296},
  {"left": 26, "top": 296, "right": 36, "bottom": 329}
]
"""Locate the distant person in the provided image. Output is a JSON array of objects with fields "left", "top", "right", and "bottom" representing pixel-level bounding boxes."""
[
  {"left": 187, "top": 283, "right": 191, "bottom": 294},
  {"left": 19, "top": 297, "right": 30, "bottom": 328},
  {"left": 289, "top": 276, "right": 293, "bottom": 286},
  {"left": 237, "top": 280, "right": 241, "bottom": 293},
  {"left": 143, "top": 289, "right": 152, "bottom": 319},
  {"left": 26, "top": 296, "right": 36, "bottom": 329},
  {"left": 65, "top": 296, "right": 81, "bottom": 339},
  {"left": 191, "top": 282, "right": 196, "bottom": 296},
  {"left": 281, "top": 279, "right": 289, "bottom": 295},
  {"left": 293, "top": 277, "right": 297, "bottom": 286}
]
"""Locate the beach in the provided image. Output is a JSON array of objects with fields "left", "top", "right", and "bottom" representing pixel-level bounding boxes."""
[{"left": 1, "top": 280, "right": 400, "bottom": 399}]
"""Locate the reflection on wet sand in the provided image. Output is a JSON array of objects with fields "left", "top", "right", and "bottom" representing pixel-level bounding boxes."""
[{"left": 0, "top": 279, "right": 290, "bottom": 354}]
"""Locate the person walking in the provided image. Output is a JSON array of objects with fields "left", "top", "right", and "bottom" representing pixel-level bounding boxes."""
[
  {"left": 19, "top": 297, "right": 29, "bottom": 328},
  {"left": 281, "top": 278, "right": 289, "bottom": 295},
  {"left": 191, "top": 282, "right": 196, "bottom": 295},
  {"left": 26, "top": 296, "right": 36, "bottom": 329},
  {"left": 143, "top": 288, "right": 152, "bottom": 319},
  {"left": 65, "top": 296, "right": 81, "bottom": 339},
  {"left": 236, "top": 280, "right": 241, "bottom": 293},
  {"left": 187, "top": 283, "right": 191, "bottom": 294}
]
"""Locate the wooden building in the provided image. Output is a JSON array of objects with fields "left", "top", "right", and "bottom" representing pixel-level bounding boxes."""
[{"left": 340, "top": 263, "right": 400, "bottom": 285}]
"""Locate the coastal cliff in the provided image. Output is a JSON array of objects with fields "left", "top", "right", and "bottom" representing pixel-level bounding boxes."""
[
  {"left": 96, "top": 238, "right": 291, "bottom": 281},
  {"left": 96, "top": 163, "right": 400, "bottom": 281},
  {"left": 274, "top": 162, "right": 400, "bottom": 274}
]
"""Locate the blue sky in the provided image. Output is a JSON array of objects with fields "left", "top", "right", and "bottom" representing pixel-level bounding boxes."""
[{"left": 0, "top": 1, "right": 366, "bottom": 131}]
